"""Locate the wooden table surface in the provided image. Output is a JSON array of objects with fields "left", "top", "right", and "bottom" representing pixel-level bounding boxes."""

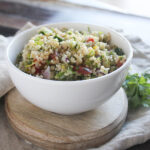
[{"left": 0, "top": 1, "right": 150, "bottom": 150}]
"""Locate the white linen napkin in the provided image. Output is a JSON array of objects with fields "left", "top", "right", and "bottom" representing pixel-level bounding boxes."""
[
  {"left": 0, "top": 36, "right": 13, "bottom": 97},
  {"left": 0, "top": 22, "right": 34, "bottom": 97},
  {"left": 0, "top": 23, "right": 150, "bottom": 150}
]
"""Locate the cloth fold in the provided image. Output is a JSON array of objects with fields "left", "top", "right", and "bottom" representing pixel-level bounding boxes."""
[
  {"left": 0, "top": 36, "right": 13, "bottom": 97},
  {"left": 0, "top": 23, "right": 150, "bottom": 150},
  {"left": 0, "top": 22, "right": 35, "bottom": 97}
]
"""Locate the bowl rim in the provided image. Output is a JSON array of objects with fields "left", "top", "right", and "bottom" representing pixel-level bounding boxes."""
[{"left": 7, "top": 22, "right": 133, "bottom": 85}]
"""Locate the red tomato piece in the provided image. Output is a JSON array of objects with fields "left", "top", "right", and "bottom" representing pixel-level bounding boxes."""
[
  {"left": 34, "top": 59, "right": 37, "bottom": 62},
  {"left": 87, "top": 38, "right": 94, "bottom": 42},
  {"left": 49, "top": 52, "right": 59, "bottom": 60},
  {"left": 35, "top": 68, "right": 42, "bottom": 74},
  {"left": 49, "top": 54, "right": 56, "bottom": 60},
  {"left": 77, "top": 66, "right": 92, "bottom": 75},
  {"left": 117, "top": 60, "right": 123, "bottom": 67}
]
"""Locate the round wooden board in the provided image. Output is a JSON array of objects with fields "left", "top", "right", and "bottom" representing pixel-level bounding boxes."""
[{"left": 5, "top": 88, "right": 128, "bottom": 150}]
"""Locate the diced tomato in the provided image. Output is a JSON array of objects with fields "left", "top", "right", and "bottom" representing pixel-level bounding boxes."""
[
  {"left": 34, "top": 63, "right": 45, "bottom": 74},
  {"left": 87, "top": 38, "right": 94, "bottom": 42},
  {"left": 117, "top": 60, "right": 123, "bottom": 67},
  {"left": 77, "top": 66, "right": 92, "bottom": 75},
  {"left": 34, "top": 59, "right": 37, "bottom": 62},
  {"left": 49, "top": 52, "right": 59, "bottom": 60},
  {"left": 35, "top": 67, "right": 42, "bottom": 74},
  {"left": 49, "top": 53, "right": 56, "bottom": 60},
  {"left": 73, "top": 65, "right": 77, "bottom": 71}
]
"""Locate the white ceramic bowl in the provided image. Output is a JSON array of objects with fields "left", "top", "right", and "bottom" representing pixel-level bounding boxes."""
[{"left": 7, "top": 23, "right": 133, "bottom": 115}]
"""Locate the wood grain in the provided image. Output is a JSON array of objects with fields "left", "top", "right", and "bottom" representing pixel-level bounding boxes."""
[
  {"left": 0, "top": 96, "right": 147, "bottom": 150},
  {"left": 0, "top": 1, "right": 56, "bottom": 20},
  {"left": 0, "top": 1, "right": 57, "bottom": 29},
  {"left": 5, "top": 88, "right": 128, "bottom": 150}
]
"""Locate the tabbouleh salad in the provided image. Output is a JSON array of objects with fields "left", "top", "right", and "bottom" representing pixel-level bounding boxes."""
[{"left": 16, "top": 27, "right": 126, "bottom": 80}]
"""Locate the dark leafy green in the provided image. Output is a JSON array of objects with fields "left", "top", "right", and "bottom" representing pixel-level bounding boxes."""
[
  {"left": 123, "top": 73, "right": 150, "bottom": 109},
  {"left": 115, "top": 47, "right": 124, "bottom": 56},
  {"left": 143, "top": 72, "right": 150, "bottom": 80}
]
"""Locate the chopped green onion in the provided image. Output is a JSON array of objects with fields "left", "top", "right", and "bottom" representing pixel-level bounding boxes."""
[
  {"left": 88, "top": 27, "right": 91, "bottom": 33},
  {"left": 88, "top": 49, "right": 95, "bottom": 56},
  {"left": 37, "top": 41, "right": 44, "bottom": 46},
  {"left": 55, "top": 72, "right": 65, "bottom": 80},
  {"left": 34, "top": 36, "right": 44, "bottom": 46},
  {"left": 34, "top": 36, "right": 40, "bottom": 41},
  {"left": 25, "top": 60, "right": 34, "bottom": 68},
  {"left": 99, "top": 31, "right": 103, "bottom": 35},
  {"left": 54, "top": 35, "right": 63, "bottom": 42},
  {"left": 67, "top": 31, "right": 72, "bottom": 35},
  {"left": 38, "top": 27, "right": 52, "bottom": 35},
  {"left": 27, "top": 53, "right": 31, "bottom": 59}
]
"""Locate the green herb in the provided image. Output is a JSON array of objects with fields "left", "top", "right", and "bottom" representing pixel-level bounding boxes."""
[
  {"left": 54, "top": 35, "right": 63, "bottom": 42},
  {"left": 143, "top": 72, "right": 150, "bottom": 79},
  {"left": 36, "top": 41, "right": 44, "bottom": 46},
  {"left": 46, "top": 60, "right": 50, "bottom": 65},
  {"left": 114, "top": 47, "right": 124, "bottom": 56},
  {"left": 16, "top": 52, "right": 22, "bottom": 64},
  {"left": 101, "top": 54, "right": 110, "bottom": 68},
  {"left": 79, "top": 31, "right": 84, "bottom": 34},
  {"left": 74, "top": 43, "right": 80, "bottom": 50},
  {"left": 88, "top": 49, "right": 95, "bottom": 57},
  {"left": 25, "top": 63, "right": 34, "bottom": 68},
  {"left": 118, "top": 56, "right": 124, "bottom": 60},
  {"left": 123, "top": 73, "right": 150, "bottom": 109},
  {"left": 55, "top": 72, "right": 65, "bottom": 80},
  {"left": 73, "top": 37, "right": 76, "bottom": 40},
  {"left": 27, "top": 53, "right": 31, "bottom": 59},
  {"left": 39, "top": 31, "right": 45, "bottom": 35},
  {"left": 99, "top": 31, "right": 103, "bottom": 35},
  {"left": 34, "top": 37, "right": 44, "bottom": 46},
  {"left": 110, "top": 66, "right": 116, "bottom": 72},
  {"left": 67, "top": 31, "right": 72, "bottom": 35},
  {"left": 88, "top": 27, "right": 91, "bottom": 33},
  {"left": 34, "top": 37, "right": 40, "bottom": 41},
  {"left": 38, "top": 27, "right": 52, "bottom": 35},
  {"left": 24, "top": 58, "right": 34, "bottom": 68}
]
